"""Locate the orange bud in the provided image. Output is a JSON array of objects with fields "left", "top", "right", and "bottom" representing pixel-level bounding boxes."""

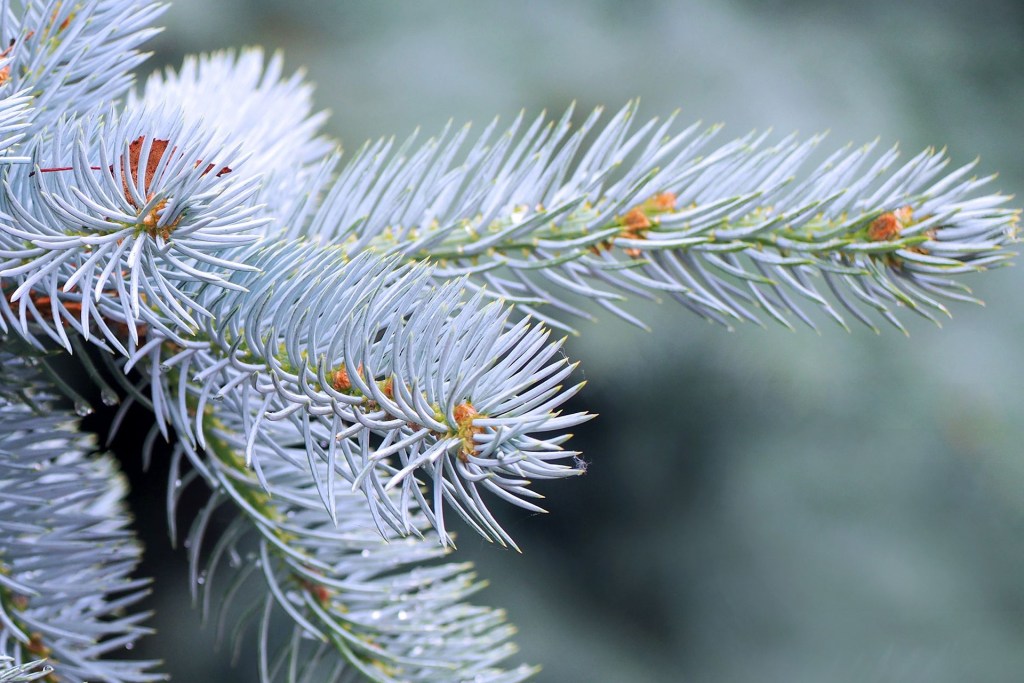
[
  {"left": 646, "top": 192, "right": 677, "bottom": 211},
  {"left": 331, "top": 366, "right": 351, "bottom": 392},
  {"left": 454, "top": 402, "right": 482, "bottom": 462},
  {"left": 622, "top": 207, "right": 651, "bottom": 231},
  {"left": 867, "top": 212, "right": 902, "bottom": 241}
]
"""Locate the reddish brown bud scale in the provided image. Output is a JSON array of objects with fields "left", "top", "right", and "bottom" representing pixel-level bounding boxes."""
[
  {"left": 46, "top": 3, "right": 73, "bottom": 34},
  {"left": 118, "top": 138, "right": 179, "bottom": 236},
  {"left": 300, "top": 577, "right": 333, "bottom": 605},
  {"left": 331, "top": 366, "right": 351, "bottom": 392},
  {"left": 867, "top": 213, "right": 900, "bottom": 241},
  {"left": 622, "top": 207, "right": 652, "bottom": 232},
  {"left": 644, "top": 191, "right": 677, "bottom": 212},
  {"left": 332, "top": 364, "right": 367, "bottom": 395},
  {"left": 0, "top": 38, "right": 18, "bottom": 86},
  {"left": 619, "top": 205, "right": 659, "bottom": 258},
  {"left": 27, "top": 632, "right": 51, "bottom": 657},
  {"left": 867, "top": 205, "right": 914, "bottom": 242},
  {"left": 35, "top": 136, "right": 231, "bottom": 186},
  {"left": 453, "top": 402, "right": 478, "bottom": 425},
  {"left": 33, "top": 136, "right": 232, "bottom": 241},
  {"left": 11, "top": 287, "right": 148, "bottom": 342},
  {"left": 196, "top": 160, "right": 233, "bottom": 177},
  {"left": 121, "top": 136, "right": 170, "bottom": 207},
  {"left": 312, "top": 584, "right": 332, "bottom": 604},
  {"left": 592, "top": 197, "right": 667, "bottom": 257}
]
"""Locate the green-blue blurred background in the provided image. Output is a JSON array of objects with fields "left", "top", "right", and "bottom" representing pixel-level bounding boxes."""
[{"left": 128, "top": 1, "right": 1024, "bottom": 681}]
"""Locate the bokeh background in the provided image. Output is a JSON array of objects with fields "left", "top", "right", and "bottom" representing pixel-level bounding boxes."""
[{"left": 115, "top": 1, "right": 1024, "bottom": 681}]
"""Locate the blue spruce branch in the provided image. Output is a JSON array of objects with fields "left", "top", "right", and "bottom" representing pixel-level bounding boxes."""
[
  {"left": 0, "top": 348, "right": 159, "bottom": 682},
  {"left": 0, "top": 1, "right": 1017, "bottom": 681},
  {"left": 297, "top": 102, "right": 1017, "bottom": 334},
  {"left": 170, "top": 403, "right": 538, "bottom": 682}
]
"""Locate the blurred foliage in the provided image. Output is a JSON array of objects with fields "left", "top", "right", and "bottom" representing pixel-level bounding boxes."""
[{"left": 134, "top": 1, "right": 1024, "bottom": 681}]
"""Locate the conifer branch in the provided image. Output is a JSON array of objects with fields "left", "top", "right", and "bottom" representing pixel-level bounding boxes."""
[
  {"left": 0, "top": 3, "right": 1017, "bottom": 681},
  {"left": 128, "top": 48, "right": 335, "bottom": 226},
  {"left": 296, "top": 104, "right": 1018, "bottom": 333},
  {"left": 0, "top": 350, "right": 159, "bottom": 683},
  {"left": 168, "top": 403, "right": 537, "bottom": 682},
  {"left": 0, "top": 0, "right": 165, "bottom": 138},
  {"left": 121, "top": 242, "right": 590, "bottom": 548}
]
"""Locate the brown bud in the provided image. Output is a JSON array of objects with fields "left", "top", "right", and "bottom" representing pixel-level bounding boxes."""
[{"left": 867, "top": 212, "right": 902, "bottom": 241}]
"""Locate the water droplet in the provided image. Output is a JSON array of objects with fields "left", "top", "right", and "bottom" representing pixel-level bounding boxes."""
[
  {"left": 173, "top": 479, "right": 183, "bottom": 489},
  {"left": 74, "top": 401, "right": 93, "bottom": 417},
  {"left": 360, "top": 549, "right": 371, "bottom": 558},
  {"left": 410, "top": 646, "right": 424, "bottom": 657},
  {"left": 196, "top": 572, "right": 206, "bottom": 585},
  {"left": 100, "top": 388, "right": 119, "bottom": 406},
  {"left": 397, "top": 610, "right": 408, "bottom": 621},
  {"left": 124, "top": 642, "right": 134, "bottom": 651},
  {"left": 370, "top": 610, "right": 381, "bottom": 620}
]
